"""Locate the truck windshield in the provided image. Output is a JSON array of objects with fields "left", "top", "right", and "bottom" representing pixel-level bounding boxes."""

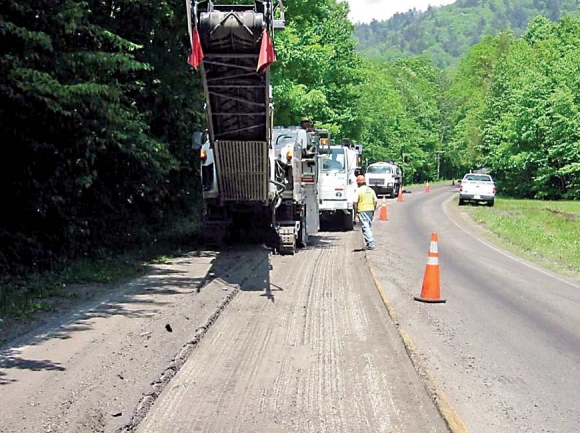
[
  {"left": 367, "top": 166, "right": 391, "bottom": 174},
  {"left": 321, "top": 149, "right": 345, "bottom": 171}
]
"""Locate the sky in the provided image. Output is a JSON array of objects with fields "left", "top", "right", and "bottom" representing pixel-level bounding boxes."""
[{"left": 345, "top": 0, "right": 456, "bottom": 24}]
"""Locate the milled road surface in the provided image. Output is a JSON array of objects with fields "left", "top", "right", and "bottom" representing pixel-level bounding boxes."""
[
  {"left": 136, "top": 232, "right": 447, "bottom": 433},
  {"left": 368, "top": 185, "right": 580, "bottom": 433},
  {"left": 0, "top": 231, "right": 449, "bottom": 432}
]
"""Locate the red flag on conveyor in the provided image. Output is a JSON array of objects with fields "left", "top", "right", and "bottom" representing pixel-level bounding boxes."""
[
  {"left": 257, "top": 29, "right": 276, "bottom": 72},
  {"left": 188, "top": 27, "right": 204, "bottom": 70}
]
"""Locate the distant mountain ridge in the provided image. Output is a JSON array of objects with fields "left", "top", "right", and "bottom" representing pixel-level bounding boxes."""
[{"left": 354, "top": 0, "right": 579, "bottom": 68}]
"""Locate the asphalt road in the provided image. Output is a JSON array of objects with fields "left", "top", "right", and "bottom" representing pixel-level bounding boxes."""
[{"left": 368, "top": 185, "right": 580, "bottom": 433}]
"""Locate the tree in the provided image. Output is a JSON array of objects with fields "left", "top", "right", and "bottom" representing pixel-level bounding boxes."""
[
  {"left": 271, "top": 0, "right": 363, "bottom": 139},
  {"left": 479, "top": 16, "right": 580, "bottom": 199},
  {"left": 0, "top": 0, "right": 201, "bottom": 273}
]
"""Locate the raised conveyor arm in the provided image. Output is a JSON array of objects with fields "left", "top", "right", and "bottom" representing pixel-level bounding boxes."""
[{"left": 195, "top": 2, "right": 276, "bottom": 143}]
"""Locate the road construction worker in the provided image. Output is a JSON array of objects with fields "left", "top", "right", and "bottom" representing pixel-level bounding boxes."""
[
  {"left": 354, "top": 175, "right": 378, "bottom": 250},
  {"left": 300, "top": 117, "right": 313, "bottom": 130}
]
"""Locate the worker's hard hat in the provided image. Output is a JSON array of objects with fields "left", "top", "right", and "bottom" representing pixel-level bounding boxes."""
[{"left": 356, "top": 175, "right": 365, "bottom": 184}]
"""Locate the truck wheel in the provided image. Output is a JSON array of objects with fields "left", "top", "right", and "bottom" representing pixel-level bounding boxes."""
[
  {"left": 458, "top": 198, "right": 465, "bottom": 206},
  {"left": 344, "top": 210, "right": 354, "bottom": 231},
  {"left": 487, "top": 199, "right": 495, "bottom": 207}
]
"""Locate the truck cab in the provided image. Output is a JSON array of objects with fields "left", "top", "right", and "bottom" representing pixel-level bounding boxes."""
[
  {"left": 318, "top": 145, "right": 359, "bottom": 230},
  {"left": 365, "top": 161, "right": 402, "bottom": 198}
]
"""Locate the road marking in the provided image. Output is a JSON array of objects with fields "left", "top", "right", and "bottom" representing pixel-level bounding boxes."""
[
  {"left": 365, "top": 255, "right": 470, "bottom": 433},
  {"left": 443, "top": 194, "right": 580, "bottom": 289}
]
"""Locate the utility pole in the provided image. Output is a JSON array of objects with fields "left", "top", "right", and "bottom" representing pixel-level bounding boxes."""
[{"left": 436, "top": 151, "right": 444, "bottom": 180}]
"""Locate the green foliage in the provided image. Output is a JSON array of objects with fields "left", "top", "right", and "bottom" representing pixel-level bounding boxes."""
[
  {"left": 0, "top": 0, "right": 202, "bottom": 277},
  {"left": 354, "top": 0, "right": 579, "bottom": 68},
  {"left": 356, "top": 57, "right": 449, "bottom": 183},
  {"left": 479, "top": 16, "right": 580, "bottom": 199},
  {"left": 446, "top": 33, "right": 514, "bottom": 175},
  {"left": 357, "top": 9, "right": 580, "bottom": 198},
  {"left": 271, "top": 0, "right": 363, "bottom": 139}
]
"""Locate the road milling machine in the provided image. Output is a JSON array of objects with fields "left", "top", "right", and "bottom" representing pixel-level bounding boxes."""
[{"left": 188, "top": 1, "right": 320, "bottom": 254}]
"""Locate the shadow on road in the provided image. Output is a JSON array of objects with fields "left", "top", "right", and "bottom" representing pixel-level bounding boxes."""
[
  {"left": 0, "top": 355, "right": 65, "bottom": 378},
  {"left": 0, "top": 370, "right": 16, "bottom": 385},
  {"left": 0, "top": 232, "right": 340, "bottom": 378},
  {"left": 201, "top": 244, "right": 274, "bottom": 302},
  {"left": 319, "top": 217, "right": 352, "bottom": 232},
  {"left": 307, "top": 234, "right": 341, "bottom": 248},
  {"left": 0, "top": 251, "right": 217, "bottom": 376}
]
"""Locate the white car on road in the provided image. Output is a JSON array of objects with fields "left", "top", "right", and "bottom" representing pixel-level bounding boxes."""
[{"left": 459, "top": 173, "right": 497, "bottom": 206}]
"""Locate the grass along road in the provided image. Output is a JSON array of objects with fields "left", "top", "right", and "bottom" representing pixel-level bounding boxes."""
[{"left": 460, "top": 197, "right": 580, "bottom": 279}]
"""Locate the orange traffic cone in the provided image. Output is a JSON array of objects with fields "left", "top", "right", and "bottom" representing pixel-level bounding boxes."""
[
  {"left": 397, "top": 188, "right": 404, "bottom": 202},
  {"left": 379, "top": 197, "right": 388, "bottom": 221},
  {"left": 414, "top": 232, "right": 446, "bottom": 303},
  {"left": 425, "top": 181, "right": 431, "bottom": 193}
]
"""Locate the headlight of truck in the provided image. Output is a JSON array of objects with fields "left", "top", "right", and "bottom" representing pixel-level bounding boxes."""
[{"left": 388, "top": 182, "right": 393, "bottom": 186}]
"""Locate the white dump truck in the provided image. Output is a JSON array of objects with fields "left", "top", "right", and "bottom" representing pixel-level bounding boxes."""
[
  {"left": 365, "top": 161, "right": 403, "bottom": 198},
  {"left": 318, "top": 141, "right": 363, "bottom": 231}
]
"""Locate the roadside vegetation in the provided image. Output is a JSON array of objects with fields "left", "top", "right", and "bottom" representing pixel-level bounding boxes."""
[
  {"left": 462, "top": 199, "right": 580, "bottom": 278},
  {"left": 0, "top": 219, "right": 199, "bottom": 317}
]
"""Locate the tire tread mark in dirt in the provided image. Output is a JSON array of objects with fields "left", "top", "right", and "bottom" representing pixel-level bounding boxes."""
[
  {"left": 222, "top": 253, "right": 315, "bottom": 432},
  {"left": 255, "top": 253, "right": 316, "bottom": 427},
  {"left": 131, "top": 231, "right": 446, "bottom": 432},
  {"left": 305, "top": 234, "right": 350, "bottom": 432}
]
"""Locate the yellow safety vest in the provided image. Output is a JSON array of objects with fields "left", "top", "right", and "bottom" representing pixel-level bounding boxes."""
[{"left": 357, "top": 185, "right": 377, "bottom": 212}]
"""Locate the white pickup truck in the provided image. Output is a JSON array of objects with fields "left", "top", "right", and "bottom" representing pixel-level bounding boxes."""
[{"left": 458, "top": 173, "right": 497, "bottom": 206}]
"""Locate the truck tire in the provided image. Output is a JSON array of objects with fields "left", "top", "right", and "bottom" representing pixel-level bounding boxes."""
[
  {"left": 458, "top": 198, "right": 465, "bottom": 206},
  {"left": 392, "top": 184, "right": 400, "bottom": 198},
  {"left": 487, "top": 199, "right": 495, "bottom": 207},
  {"left": 344, "top": 210, "right": 354, "bottom": 231}
]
